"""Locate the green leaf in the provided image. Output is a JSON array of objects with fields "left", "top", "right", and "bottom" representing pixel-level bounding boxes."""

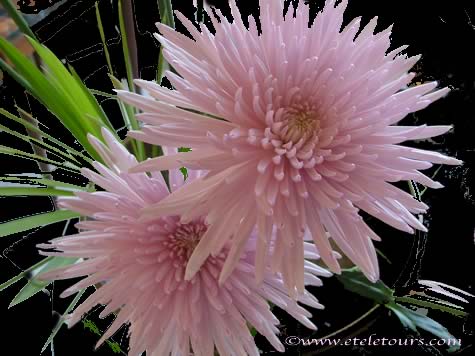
[
  {"left": 157, "top": 46, "right": 168, "bottom": 84},
  {"left": 0, "top": 0, "right": 37, "bottom": 40},
  {"left": 41, "top": 288, "right": 87, "bottom": 353},
  {"left": 95, "top": 1, "right": 114, "bottom": 75},
  {"left": 81, "top": 318, "right": 126, "bottom": 354},
  {"left": 9, "top": 257, "right": 78, "bottom": 308},
  {"left": 0, "top": 108, "right": 94, "bottom": 164},
  {"left": 0, "top": 272, "right": 23, "bottom": 293},
  {"left": 0, "top": 121, "right": 81, "bottom": 165},
  {"left": 108, "top": 74, "right": 144, "bottom": 161},
  {"left": 337, "top": 267, "right": 394, "bottom": 304},
  {"left": 387, "top": 302, "right": 417, "bottom": 332},
  {"left": 157, "top": 0, "right": 175, "bottom": 28},
  {"left": 117, "top": 1, "right": 145, "bottom": 161},
  {"left": 0, "top": 145, "right": 80, "bottom": 173},
  {"left": 0, "top": 210, "right": 80, "bottom": 237},
  {"left": 336, "top": 270, "right": 460, "bottom": 351},
  {"left": 89, "top": 89, "right": 117, "bottom": 99},
  {"left": 0, "top": 36, "right": 105, "bottom": 162},
  {"left": 106, "top": 340, "right": 124, "bottom": 354},
  {"left": 118, "top": 0, "right": 135, "bottom": 93},
  {"left": 0, "top": 58, "right": 34, "bottom": 92},
  {"left": 108, "top": 73, "right": 124, "bottom": 90},
  {"left": 0, "top": 256, "right": 54, "bottom": 292},
  {"left": 67, "top": 64, "right": 115, "bottom": 130},
  {"left": 28, "top": 39, "right": 107, "bottom": 130},
  {"left": 156, "top": 0, "right": 174, "bottom": 83},
  {"left": 0, "top": 176, "right": 88, "bottom": 191},
  {"left": 387, "top": 302, "right": 461, "bottom": 352},
  {"left": 0, "top": 187, "right": 75, "bottom": 197},
  {"left": 395, "top": 296, "right": 467, "bottom": 317},
  {"left": 82, "top": 318, "right": 101, "bottom": 336}
]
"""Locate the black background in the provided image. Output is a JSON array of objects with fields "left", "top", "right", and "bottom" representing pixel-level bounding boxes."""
[{"left": 0, "top": 0, "right": 474, "bottom": 355}]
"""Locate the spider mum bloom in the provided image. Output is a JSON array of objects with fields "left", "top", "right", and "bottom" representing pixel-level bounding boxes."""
[
  {"left": 37, "top": 128, "right": 330, "bottom": 356},
  {"left": 118, "top": 0, "right": 461, "bottom": 291}
]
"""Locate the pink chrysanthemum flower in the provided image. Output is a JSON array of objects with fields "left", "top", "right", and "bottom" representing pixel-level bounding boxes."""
[
  {"left": 38, "top": 128, "right": 330, "bottom": 356},
  {"left": 118, "top": 0, "right": 461, "bottom": 291}
]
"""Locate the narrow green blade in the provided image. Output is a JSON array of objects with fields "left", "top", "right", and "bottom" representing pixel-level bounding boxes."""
[
  {"left": 0, "top": 187, "right": 75, "bottom": 197},
  {"left": 0, "top": 36, "right": 103, "bottom": 162},
  {"left": 156, "top": 0, "right": 174, "bottom": 83},
  {"left": 95, "top": 1, "right": 114, "bottom": 75},
  {"left": 41, "top": 288, "right": 87, "bottom": 353},
  {"left": 0, "top": 210, "right": 80, "bottom": 237},
  {"left": 0, "top": 257, "right": 54, "bottom": 292},
  {"left": 9, "top": 257, "right": 78, "bottom": 308},
  {"left": 0, "top": 176, "right": 88, "bottom": 191}
]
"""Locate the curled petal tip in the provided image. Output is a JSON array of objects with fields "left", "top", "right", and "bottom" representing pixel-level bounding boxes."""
[
  {"left": 329, "top": 263, "right": 341, "bottom": 275},
  {"left": 450, "top": 158, "right": 464, "bottom": 165},
  {"left": 184, "top": 266, "right": 197, "bottom": 281}
]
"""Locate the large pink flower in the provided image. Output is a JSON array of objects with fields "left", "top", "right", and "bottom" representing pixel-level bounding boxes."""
[
  {"left": 118, "top": 0, "right": 461, "bottom": 292},
  {"left": 38, "top": 128, "right": 330, "bottom": 355}
]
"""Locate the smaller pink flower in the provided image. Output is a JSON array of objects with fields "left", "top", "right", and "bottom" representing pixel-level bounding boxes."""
[{"left": 38, "top": 128, "right": 331, "bottom": 356}]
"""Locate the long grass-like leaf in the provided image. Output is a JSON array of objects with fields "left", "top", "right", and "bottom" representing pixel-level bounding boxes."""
[
  {"left": 28, "top": 39, "right": 108, "bottom": 130},
  {"left": 67, "top": 64, "right": 115, "bottom": 132},
  {"left": 0, "top": 122, "right": 81, "bottom": 165},
  {"left": 0, "top": 210, "right": 80, "bottom": 237},
  {"left": 395, "top": 296, "right": 467, "bottom": 317},
  {"left": 118, "top": 0, "right": 134, "bottom": 92},
  {"left": 0, "top": 39, "right": 86, "bottom": 135},
  {"left": 157, "top": 46, "right": 168, "bottom": 85},
  {"left": 89, "top": 89, "right": 116, "bottom": 99},
  {"left": 156, "top": 0, "right": 174, "bottom": 83},
  {"left": 41, "top": 288, "right": 87, "bottom": 353},
  {"left": 0, "top": 58, "right": 34, "bottom": 92},
  {"left": 0, "top": 145, "right": 80, "bottom": 173},
  {"left": 9, "top": 257, "right": 78, "bottom": 308},
  {"left": 0, "top": 36, "right": 105, "bottom": 162},
  {"left": 1, "top": 107, "right": 94, "bottom": 164},
  {"left": 115, "top": 2, "right": 146, "bottom": 160},
  {"left": 157, "top": 0, "right": 175, "bottom": 28},
  {"left": 0, "top": 176, "right": 88, "bottom": 191},
  {"left": 16, "top": 104, "right": 54, "bottom": 175},
  {"left": 95, "top": 1, "right": 114, "bottom": 75},
  {"left": 0, "top": 273, "right": 23, "bottom": 293},
  {"left": 0, "top": 187, "right": 75, "bottom": 197},
  {"left": 108, "top": 74, "right": 144, "bottom": 160},
  {"left": 0, "top": 256, "right": 54, "bottom": 292}
]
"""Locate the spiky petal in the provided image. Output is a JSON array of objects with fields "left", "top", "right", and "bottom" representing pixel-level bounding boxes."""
[
  {"left": 119, "top": 0, "right": 461, "bottom": 292},
  {"left": 37, "top": 128, "right": 330, "bottom": 356}
]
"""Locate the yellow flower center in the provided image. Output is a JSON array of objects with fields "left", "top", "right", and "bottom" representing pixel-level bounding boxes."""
[{"left": 282, "top": 106, "right": 320, "bottom": 144}]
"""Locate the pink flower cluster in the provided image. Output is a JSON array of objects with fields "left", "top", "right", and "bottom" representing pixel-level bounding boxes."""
[{"left": 39, "top": 0, "right": 460, "bottom": 355}]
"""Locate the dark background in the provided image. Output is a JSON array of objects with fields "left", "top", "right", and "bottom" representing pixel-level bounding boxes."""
[{"left": 0, "top": 0, "right": 474, "bottom": 355}]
